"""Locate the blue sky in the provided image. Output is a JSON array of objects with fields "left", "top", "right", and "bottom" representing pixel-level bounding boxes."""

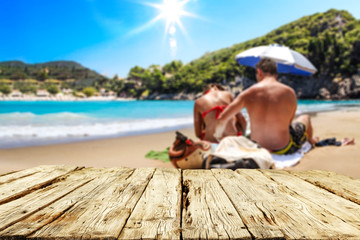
[{"left": 0, "top": 0, "right": 359, "bottom": 78}]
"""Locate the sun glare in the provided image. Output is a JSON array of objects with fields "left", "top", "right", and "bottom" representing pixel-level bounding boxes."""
[
  {"left": 131, "top": 0, "right": 198, "bottom": 57},
  {"left": 158, "top": 0, "right": 185, "bottom": 24},
  {"left": 146, "top": 0, "right": 194, "bottom": 33}
]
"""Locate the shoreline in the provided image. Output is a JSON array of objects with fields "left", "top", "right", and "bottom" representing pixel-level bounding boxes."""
[
  {"left": 0, "top": 123, "right": 193, "bottom": 149},
  {"left": 1, "top": 96, "right": 360, "bottom": 101},
  {"left": 0, "top": 109, "right": 359, "bottom": 179},
  {"left": 0, "top": 96, "right": 135, "bottom": 101},
  {"left": 1, "top": 100, "right": 360, "bottom": 150},
  {"left": 0, "top": 106, "right": 356, "bottom": 150},
  {"left": 1, "top": 106, "right": 358, "bottom": 149}
]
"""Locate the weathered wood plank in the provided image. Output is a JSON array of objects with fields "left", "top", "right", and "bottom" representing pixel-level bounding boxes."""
[
  {"left": 291, "top": 170, "right": 360, "bottom": 205},
  {"left": 1, "top": 166, "right": 359, "bottom": 240},
  {"left": 0, "top": 170, "right": 18, "bottom": 178},
  {"left": 236, "top": 169, "right": 360, "bottom": 239},
  {"left": 0, "top": 165, "right": 63, "bottom": 186},
  {"left": 0, "top": 167, "right": 133, "bottom": 239},
  {"left": 119, "top": 168, "right": 182, "bottom": 240},
  {"left": 0, "top": 165, "right": 79, "bottom": 205},
  {"left": 0, "top": 167, "right": 99, "bottom": 233},
  {"left": 182, "top": 169, "right": 252, "bottom": 240},
  {"left": 212, "top": 169, "right": 284, "bottom": 240},
  {"left": 29, "top": 168, "right": 155, "bottom": 240},
  {"left": 261, "top": 170, "right": 360, "bottom": 230}
]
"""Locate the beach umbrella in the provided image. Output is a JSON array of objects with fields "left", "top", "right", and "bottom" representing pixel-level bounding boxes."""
[{"left": 235, "top": 44, "right": 317, "bottom": 76}]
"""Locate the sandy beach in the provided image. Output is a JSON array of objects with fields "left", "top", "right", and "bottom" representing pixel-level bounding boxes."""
[{"left": 1, "top": 109, "right": 359, "bottom": 178}]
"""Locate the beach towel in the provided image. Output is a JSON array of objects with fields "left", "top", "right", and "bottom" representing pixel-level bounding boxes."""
[
  {"left": 207, "top": 136, "right": 275, "bottom": 169},
  {"left": 271, "top": 141, "right": 312, "bottom": 169},
  {"left": 145, "top": 148, "right": 170, "bottom": 163}
]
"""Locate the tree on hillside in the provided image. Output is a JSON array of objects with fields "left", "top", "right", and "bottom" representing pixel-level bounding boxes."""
[
  {"left": 0, "top": 85, "right": 11, "bottom": 95},
  {"left": 128, "top": 66, "right": 146, "bottom": 80},
  {"left": 121, "top": 81, "right": 138, "bottom": 97},
  {"left": 108, "top": 76, "right": 125, "bottom": 96},
  {"left": 47, "top": 85, "right": 60, "bottom": 95},
  {"left": 149, "top": 68, "right": 166, "bottom": 92},
  {"left": 82, "top": 87, "right": 97, "bottom": 97},
  {"left": 10, "top": 72, "right": 27, "bottom": 80},
  {"left": 60, "top": 79, "right": 74, "bottom": 89},
  {"left": 14, "top": 81, "right": 37, "bottom": 94},
  {"left": 94, "top": 76, "right": 109, "bottom": 89},
  {"left": 37, "top": 70, "right": 48, "bottom": 81},
  {"left": 163, "top": 60, "right": 183, "bottom": 74}
]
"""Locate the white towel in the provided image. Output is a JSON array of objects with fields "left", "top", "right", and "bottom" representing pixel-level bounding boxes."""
[
  {"left": 271, "top": 141, "right": 312, "bottom": 169},
  {"left": 211, "top": 136, "right": 275, "bottom": 169}
]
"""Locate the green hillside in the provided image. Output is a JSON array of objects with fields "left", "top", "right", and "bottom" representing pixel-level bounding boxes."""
[
  {"left": 0, "top": 60, "right": 106, "bottom": 89},
  {"left": 1, "top": 9, "right": 359, "bottom": 99},
  {"left": 123, "top": 9, "right": 360, "bottom": 98}
]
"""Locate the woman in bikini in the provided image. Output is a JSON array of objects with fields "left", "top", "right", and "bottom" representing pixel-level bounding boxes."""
[{"left": 193, "top": 84, "right": 247, "bottom": 143}]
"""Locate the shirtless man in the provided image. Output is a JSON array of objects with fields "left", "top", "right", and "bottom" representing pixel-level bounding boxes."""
[
  {"left": 194, "top": 84, "right": 247, "bottom": 143},
  {"left": 214, "top": 58, "right": 317, "bottom": 154}
]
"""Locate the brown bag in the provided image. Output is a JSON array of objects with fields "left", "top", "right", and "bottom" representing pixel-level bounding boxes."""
[{"left": 168, "top": 131, "right": 211, "bottom": 169}]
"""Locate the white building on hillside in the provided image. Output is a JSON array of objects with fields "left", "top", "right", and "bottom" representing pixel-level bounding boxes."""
[
  {"left": 62, "top": 88, "right": 73, "bottom": 95},
  {"left": 10, "top": 90, "right": 22, "bottom": 97},
  {"left": 36, "top": 90, "right": 50, "bottom": 97}
]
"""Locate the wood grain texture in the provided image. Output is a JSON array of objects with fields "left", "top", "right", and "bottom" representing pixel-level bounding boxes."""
[
  {"left": 212, "top": 169, "right": 284, "bottom": 240},
  {"left": 262, "top": 170, "right": 360, "bottom": 230},
  {"left": 0, "top": 167, "right": 97, "bottom": 233},
  {"left": 29, "top": 168, "right": 154, "bottom": 240},
  {"left": 0, "top": 167, "right": 359, "bottom": 240},
  {"left": 238, "top": 169, "right": 360, "bottom": 239},
  {"left": 182, "top": 169, "right": 251, "bottom": 240},
  {"left": 291, "top": 170, "right": 360, "bottom": 205},
  {"left": 0, "top": 165, "right": 79, "bottom": 205},
  {"left": 0, "top": 170, "right": 18, "bottom": 178},
  {"left": 0, "top": 168, "right": 132, "bottom": 239},
  {"left": 119, "top": 168, "right": 182, "bottom": 240},
  {"left": 0, "top": 165, "right": 52, "bottom": 186}
]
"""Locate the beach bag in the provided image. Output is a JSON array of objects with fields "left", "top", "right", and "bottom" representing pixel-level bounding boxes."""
[
  {"left": 168, "top": 131, "right": 211, "bottom": 169},
  {"left": 205, "top": 136, "right": 275, "bottom": 170}
]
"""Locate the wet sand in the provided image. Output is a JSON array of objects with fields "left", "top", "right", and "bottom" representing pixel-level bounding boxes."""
[{"left": 1, "top": 110, "right": 359, "bottom": 178}]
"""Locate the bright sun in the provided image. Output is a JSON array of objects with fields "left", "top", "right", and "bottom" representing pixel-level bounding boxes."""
[
  {"left": 157, "top": 0, "right": 186, "bottom": 25},
  {"left": 131, "top": 0, "right": 198, "bottom": 56},
  {"left": 139, "top": 0, "right": 195, "bottom": 34}
]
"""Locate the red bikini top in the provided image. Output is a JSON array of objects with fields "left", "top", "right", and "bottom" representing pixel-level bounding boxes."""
[{"left": 201, "top": 105, "right": 227, "bottom": 119}]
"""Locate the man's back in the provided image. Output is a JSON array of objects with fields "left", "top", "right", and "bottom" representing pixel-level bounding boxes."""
[
  {"left": 243, "top": 78, "right": 297, "bottom": 150},
  {"left": 215, "top": 58, "right": 316, "bottom": 154}
]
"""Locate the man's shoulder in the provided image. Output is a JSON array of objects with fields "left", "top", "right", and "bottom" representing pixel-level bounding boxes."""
[
  {"left": 267, "top": 81, "right": 296, "bottom": 93},
  {"left": 278, "top": 81, "right": 293, "bottom": 88},
  {"left": 279, "top": 82, "right": 296, "bottom": 95},
  {"left": 245, "top": 81, "right": 295, "bottom": 96},
  {"left": 245, "top": 82, "right": 267, "bottom": 93}
]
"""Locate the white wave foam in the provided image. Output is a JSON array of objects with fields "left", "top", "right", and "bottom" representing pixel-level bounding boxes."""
[
  {"left": 296, "top": 103, "right": 337, "bottom": 115},
  {"left": 0, "top": 112, "right": 95, "bottom": 126},
  {"left": 0, "top": 117, "right": 193, "bottom": 148}
]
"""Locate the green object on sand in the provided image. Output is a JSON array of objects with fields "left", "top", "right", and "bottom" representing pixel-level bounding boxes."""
[{"left": 145, "top": 147, "right": 170, "bottom": 163}]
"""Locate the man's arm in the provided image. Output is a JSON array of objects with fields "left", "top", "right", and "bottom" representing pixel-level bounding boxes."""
[
  {"left": 229, "top": 93, "right": 247, "bottom": 135},
  {"left": 235, "top": 112, "right": 247, "bottom": 135},
  {"left": 214, "top": 91, "right": 247, "bottom": 140},
  {"left": 193, "top": 102, "right": 204, "bottom": 139}
]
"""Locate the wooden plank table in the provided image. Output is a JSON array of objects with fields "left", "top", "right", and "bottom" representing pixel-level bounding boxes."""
[{"left": 0, "top": 165, "right": 359, "bottom": 239}]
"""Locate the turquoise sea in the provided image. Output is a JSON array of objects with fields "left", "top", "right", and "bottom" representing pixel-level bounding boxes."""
[{"left": 0, "top": 100, "right": 360, "bottom": 148}]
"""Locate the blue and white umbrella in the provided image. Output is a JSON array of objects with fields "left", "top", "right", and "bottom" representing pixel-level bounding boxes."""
[{"left": 235, "top": 44, "right": 317, "bottom": 76}]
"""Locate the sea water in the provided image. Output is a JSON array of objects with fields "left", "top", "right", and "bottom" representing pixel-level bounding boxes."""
[{"left": 0, "top": 99, "right": 359, "bottom": 148}]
